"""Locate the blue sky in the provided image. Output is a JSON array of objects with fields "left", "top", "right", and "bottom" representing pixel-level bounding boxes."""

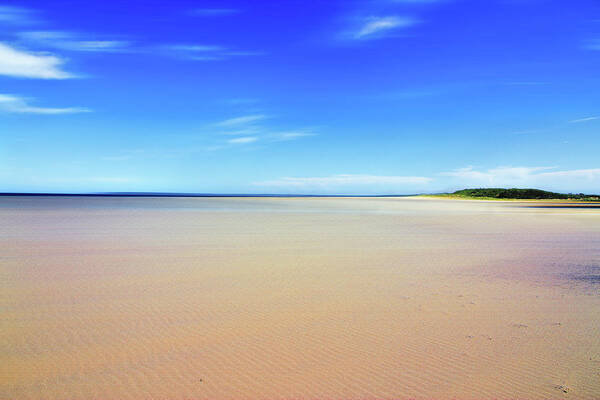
[{"left": 1, "top": 0, "right": 599, "bottom": 194}]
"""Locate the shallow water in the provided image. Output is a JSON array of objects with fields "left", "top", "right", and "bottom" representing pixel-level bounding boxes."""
[{"left": 2, "top": 196, "right": 600, "bottom": 399}]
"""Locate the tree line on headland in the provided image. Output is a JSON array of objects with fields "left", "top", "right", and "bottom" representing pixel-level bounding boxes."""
[{"left": 447, "top": 188, "right": 600, "bottom": 200}]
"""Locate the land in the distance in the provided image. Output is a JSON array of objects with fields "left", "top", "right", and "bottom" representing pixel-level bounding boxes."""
[
  {"left": 425, "top": 188, "right": 600, "bottom": 201},
  {"left": 2, "top": 188, "right": 599, "bottom": 201}
]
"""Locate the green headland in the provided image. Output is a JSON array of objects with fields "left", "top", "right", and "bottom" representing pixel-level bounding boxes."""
[{"left": 425, "top": 188, "right": 600, "bottom": 201}]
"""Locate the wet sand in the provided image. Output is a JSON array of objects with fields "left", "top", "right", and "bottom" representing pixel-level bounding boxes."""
[{"left": 1, "top": 196, "right": 600, "bottom": 399}]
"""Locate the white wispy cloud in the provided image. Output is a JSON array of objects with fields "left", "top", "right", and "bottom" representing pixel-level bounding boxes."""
[
  {"left": 569, "top": 116, "right": 599, "bottom": 123},
  {"left": 0, "top": 42, "right": 74, "bottom": 79},
  {"left": 214, "top": 114, "right": 268, "bottom": 127},
  {"left": 353, "top": 16, "right": 416, "bottom": 39},
  {"left": 221, "top": 130, "right": 315, "bottom": 145},
  {"left": 228, "top": 136, "right": 258, "bottom": 144},
  {"left": 221, "top": 127, "right": 261, "bottom": 136},
  {"left": 4, "top": 6, "right": 250, "bottom": 62},
  {"left": 160, "top": 44, "right": 261, "bottom": 61},
  {"left": 0, "top": 94, "right": 90, "bottom": 114},
  {"left": 440, "top": 166, "right": 600, "bottom": 192},
  {"left": 69, "top": 40, "right": 129, "bottom": 52},
  {"left": 256, "top": 174, "right": 432, "bottom": 188},
  {"left": 268, "top": 131, "right": 317, "bottom": 141},
  {"left": 0, "top": 5, "right": 36, "bottom": 24},
  {"left": 537, "top": 168, "right": 600, "bottom": 179},
  {"left": 441, "top": 166, "right": 554, "bottom": 182},
  {"left": 191, "top": 8, "right": 240, "bottom": 16},
  {"left": 213, "top": 116, "right": 315, "bottom": 147},
  {"left": 18, "top": 31, "right": 131, "bottom": 52},
  {"left": 159, "top": 44, "right": 224, "bottom": 60}
]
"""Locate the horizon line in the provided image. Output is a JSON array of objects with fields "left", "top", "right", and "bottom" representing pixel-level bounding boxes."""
[{"left": 0, "top": 192, "right": 423, "bottom": 198}]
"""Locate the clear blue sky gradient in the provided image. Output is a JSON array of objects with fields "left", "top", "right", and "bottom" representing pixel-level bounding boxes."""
[{"left": 1, "top": 0, "right": 599, "bottom": 194}]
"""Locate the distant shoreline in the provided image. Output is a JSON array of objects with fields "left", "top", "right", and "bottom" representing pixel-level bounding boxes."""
[
  {"left": 2, "top": 188, "right": 599, "bottom": 201},
  {"left": 422, "top": 188, "right": 600, "bottom": 202},
  {"left": 418, "top": 194, "right": 600, "bottom": 204},
  {"left": 0, "top": 192, "right": 417, "bottom": 198}
]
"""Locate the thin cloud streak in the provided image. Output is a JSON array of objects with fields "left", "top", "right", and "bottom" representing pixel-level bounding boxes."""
[
  {"left": 158, "top": 44, "right": 261, "bottom": 61},
  {"left": 221, "top": 127, "right": 261, "bottom": 136},
  {"left": 18, "top": 31, "right": 131, "bottom": 52},
  {"left": 440, "top": 166, "right": 555, "bottom": 182},
  {"left": 269, "top": 131, "right": 316, "bottom": 141},
  {"left": 212, "top": 114, "right": 315, "bottom": 148},
  {"left": 228, "top": 137, "right": 258, "bottom": 144},
  {"left": 0, "top": 94, "right": 89, "bottom": 114},
  {"left": 569, "top": 116, "right": 599, "bottom": 123},
  {"left": 0, "top": 5, "right": 36, "bottom": 24},
  {"left": 214, "top": 114, "right": 268, "bottom": 127},
  {"left": 353, "top": 16, "right": 416, "bottom": 39},
  {"left": 538, "top": 168, "right": 600, "bottom": 179}
]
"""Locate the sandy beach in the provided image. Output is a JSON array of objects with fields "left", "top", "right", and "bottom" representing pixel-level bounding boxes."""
[{"left": 1, "top": 196, "right": 599, "bottom": 400}]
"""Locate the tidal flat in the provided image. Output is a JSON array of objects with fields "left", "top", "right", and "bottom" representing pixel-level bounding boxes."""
[{"left": 1, "top": 196, "right": 599, "bottom": 399}]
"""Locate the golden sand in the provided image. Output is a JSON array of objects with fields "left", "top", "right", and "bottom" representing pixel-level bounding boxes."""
[{"left": 1, "top": 196, "right": 599, "bottom": 399}]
